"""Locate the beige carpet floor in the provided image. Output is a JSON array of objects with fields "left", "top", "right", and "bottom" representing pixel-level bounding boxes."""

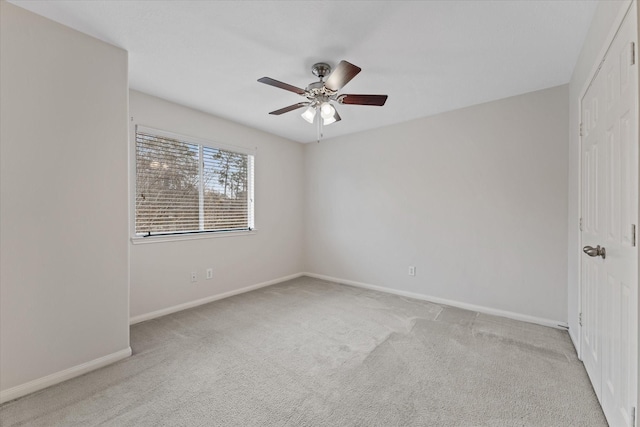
[{"left": 1, "top": 276, "right": 606, "bottom": 426}]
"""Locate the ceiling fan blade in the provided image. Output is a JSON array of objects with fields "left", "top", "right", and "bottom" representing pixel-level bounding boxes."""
[
  {"left": 258, "top": 77, "right": 306, "bottom": 95},
  {"left": 324, "top": 60, "right": 361, "bottom": 91},
  {"left": 268, "top": 102, "right": 310, "bottom": 115},
  {"left": 338, "top": 94, "right": 388, "bottom": 106}
]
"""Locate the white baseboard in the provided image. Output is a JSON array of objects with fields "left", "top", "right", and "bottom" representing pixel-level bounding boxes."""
[
  {"left": 130, "top": 272, "right": 305, "bottom": 325},
  {"left": 130, "top": 270, "right": 569, "bottom": 329},
  {"left": 0, "top": 347, "right": 132, "bottom": 404},
  {"left": 304, "top": 272, "right": 569, "bottom": 330}
]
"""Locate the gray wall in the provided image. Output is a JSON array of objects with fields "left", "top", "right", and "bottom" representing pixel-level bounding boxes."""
[
  {"left": 304, "top": 85, "right": 569, "bottom": 324},
  {"left": 128, "top": 91, "right": 305, "bottom": 320},
  {"left": 0, "top": 2, "right": 130, "bottom": 397}
]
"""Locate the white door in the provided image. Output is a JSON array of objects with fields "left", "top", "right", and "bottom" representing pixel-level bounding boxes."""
[
  {"left": 580, "top": 3, "right": 638, "bottom": 427},
  {"left": 581, "top": 48, "right": 603, "bottom": 398}
]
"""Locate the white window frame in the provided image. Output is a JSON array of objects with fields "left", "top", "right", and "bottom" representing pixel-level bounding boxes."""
[{"left": 130, "top": 125, "right": 256, "bottom": 244}]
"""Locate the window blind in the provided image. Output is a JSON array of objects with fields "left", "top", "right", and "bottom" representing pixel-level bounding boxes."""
[{"left": 135, "top": 129, "right": 254, "bottom": 236}]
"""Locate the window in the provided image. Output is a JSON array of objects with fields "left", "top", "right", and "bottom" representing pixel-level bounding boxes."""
[{"left": 135, "top": 127, "right": 254, "bottom": 237}]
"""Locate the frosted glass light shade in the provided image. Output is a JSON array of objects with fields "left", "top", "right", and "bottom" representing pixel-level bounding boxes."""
[
  {"left": 301, "top": 106, "right": 316, "bottom": 123},
  {"left": 323, "top": 115, "right": 336, "bottom": 125},
  {"left": 320, "top": 102, "right": 335, "bottom": 119}
]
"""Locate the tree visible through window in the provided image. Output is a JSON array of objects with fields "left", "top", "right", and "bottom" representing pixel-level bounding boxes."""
[{"left": 135, "top": 129, "right": 254, "bottom": 236}]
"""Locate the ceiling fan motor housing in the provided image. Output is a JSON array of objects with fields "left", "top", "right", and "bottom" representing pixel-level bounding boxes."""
[
  {"left": 305, "top": 81, "right": 335, "bottom": 104},
  {"left": 307, "top": 63, "right": 336, "bottom": 103}
]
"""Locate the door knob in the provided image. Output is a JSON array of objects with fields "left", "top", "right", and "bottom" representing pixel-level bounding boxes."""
[{"left": 583, "top": 245, "right": 606, "bottom": 259}]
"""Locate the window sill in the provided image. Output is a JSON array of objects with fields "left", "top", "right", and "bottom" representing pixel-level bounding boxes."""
[{"left": 130, "top": 229, "right": 257, "bottom": 245}]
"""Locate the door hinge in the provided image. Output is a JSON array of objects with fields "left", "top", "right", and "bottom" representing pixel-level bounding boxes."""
[
  {"left": 631, "top": 406, "right": 636, "bottom": 427},
  {"left": 631, "top": 42, "right": 636, "bottom": 66},
  {"left": 579, "top": 217, "right": 583, "bottom": 232},
  {"left": 579, "top": 312, "right": 582, "bottom": 327},
  {"left": 579, "top": 122, "right": 583, "bottom": 137},
  {"left": 632, "top": 224, "right": 636, "bottom": 247}
]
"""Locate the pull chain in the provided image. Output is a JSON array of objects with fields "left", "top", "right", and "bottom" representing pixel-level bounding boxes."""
[{"left": 316, "top": 107, "right": 323, "bottom": 143}]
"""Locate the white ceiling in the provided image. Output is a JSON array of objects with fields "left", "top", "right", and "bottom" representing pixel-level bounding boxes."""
[{"left": 11, "top": 0, "right": 597, "bottom": 143}]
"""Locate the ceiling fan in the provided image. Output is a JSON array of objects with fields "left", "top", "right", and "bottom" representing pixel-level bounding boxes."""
[{"left": 258, "top": 60, "right": 388, "bottom": 140}]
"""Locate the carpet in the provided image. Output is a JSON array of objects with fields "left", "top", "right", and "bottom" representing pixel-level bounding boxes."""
[{"left": 0, "top": 276, "right": 606, "bottom": 426}]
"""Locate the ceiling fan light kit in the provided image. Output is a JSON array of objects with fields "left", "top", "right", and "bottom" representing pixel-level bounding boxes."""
[{"left": 258, "top": 60, "right": 388, "bottom": 141}]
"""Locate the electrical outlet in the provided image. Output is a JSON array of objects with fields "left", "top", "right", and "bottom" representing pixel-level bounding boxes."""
[
  {"left": 206, "top": 268, "right": 213, "bottom": 279},
  {"left": 191, "top": 271, "right": 197, "bottom": 282},
  {"left": 408, "top": 266, "right": 416, "bottom": 276}
]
